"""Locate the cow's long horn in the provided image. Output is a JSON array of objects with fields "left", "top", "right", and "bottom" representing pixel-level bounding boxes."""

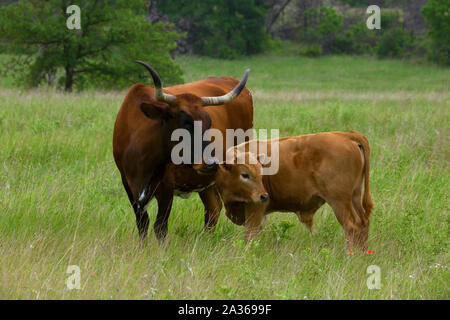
[
  {"left": 136, "top": 60, "right": 177, "bottom": 104},
  {"left": 201, "top": 69, "right": 250, "bottom": 106}
]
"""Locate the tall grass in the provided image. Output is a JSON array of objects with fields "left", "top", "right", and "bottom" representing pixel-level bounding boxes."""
[{"left": 0, "top": 56, "right": 448, "bottom": 299}]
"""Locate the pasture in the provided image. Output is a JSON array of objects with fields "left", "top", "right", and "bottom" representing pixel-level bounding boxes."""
[{"left": 0, "top": 55, "right": 448, "bottom": 299}]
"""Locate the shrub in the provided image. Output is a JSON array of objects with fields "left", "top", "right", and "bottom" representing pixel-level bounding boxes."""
[
  {"left": 299, "top": 44, "right": 323, "bottom": 57},
  {"left": 421, "top": 0, "right": 450, "bottom": 65},
  {"left": 331, "top": 9, "right": 416, "bottom": 59},
  {"left": 377, "top": 27, "right": 415, "bottom": 58},
  {"left": 381, "top": 9, "right": 404, "bottom": 30},
  {"left": 334, "top": 21, "right": 379, "bottom": 54},
  {"left": 302, "top": 5, "right": 344, "bottom": 54},
  {"left": 159, "top": 0, "right": 270, "bottom": 59},
  {"left": 374, "top": 10, "right": 415, "bottom": 59}
]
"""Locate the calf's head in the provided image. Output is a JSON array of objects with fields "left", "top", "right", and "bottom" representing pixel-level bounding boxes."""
[
  {"left": 215, "top": 151, "right": 269, "bottom": 204},
  {"left": 137, "top": 61, "right": 249, "bottom": 171}
]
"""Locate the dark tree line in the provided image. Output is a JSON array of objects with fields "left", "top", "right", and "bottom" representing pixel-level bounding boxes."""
[
  {"left": 0, "top": 0, "right": 447, "bottom": 91},
  {"left": 155, "top": 0, "right": 271, "bottom": 58},
  {"left": 149, "top": 0, "right": 445, "bottom": 63}
]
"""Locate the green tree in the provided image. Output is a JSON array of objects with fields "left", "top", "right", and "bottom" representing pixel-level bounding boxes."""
[
  {"left": 0, "top": 0, "right": 183, "bottom": 91},
  {"left": 302, "top": 5, "right": 344, "bottom": 53},
  {"left": 159, "top": 0, "right": 270, "bottom": 59},
  {"left": 422, "top": 0, "right": 450, "bottom": 65}
]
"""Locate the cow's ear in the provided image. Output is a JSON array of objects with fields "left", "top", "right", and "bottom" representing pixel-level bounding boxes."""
[{"left": 140, "top": 101, "right": 173, "bottom": 120}]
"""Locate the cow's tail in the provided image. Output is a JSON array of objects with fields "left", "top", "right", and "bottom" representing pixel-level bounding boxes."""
[{"left": 350, "top": 131, "right": 373, "bottom": 217}]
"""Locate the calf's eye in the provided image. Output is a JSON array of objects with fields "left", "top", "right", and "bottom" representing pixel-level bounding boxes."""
[{"left": 241, "top": 173, "right": 250, "bottom": 179}]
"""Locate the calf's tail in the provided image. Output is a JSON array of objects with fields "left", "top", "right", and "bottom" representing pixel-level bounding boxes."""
[{"left": 350, "top": 131, "right": 373, "bottom": 217}]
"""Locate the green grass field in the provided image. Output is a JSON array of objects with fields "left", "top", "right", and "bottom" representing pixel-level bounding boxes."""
[{"left": 0, "top": 55, "right": 448, "bottom": 299}]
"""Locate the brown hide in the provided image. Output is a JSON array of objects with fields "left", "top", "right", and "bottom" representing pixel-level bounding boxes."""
[{"left": 113, "top": 75, "right": 253, "bottom": 241}]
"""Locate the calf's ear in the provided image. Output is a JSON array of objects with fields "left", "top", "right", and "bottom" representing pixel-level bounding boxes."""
[
  {"left": 140, "top": 100, "right": 173, "bottom": 121},
  {"left": 219, "top": 163, "right": 233, "bottom": 171},
  {"left": 257, "top": 153, "right": 267, "bottom": 165}
]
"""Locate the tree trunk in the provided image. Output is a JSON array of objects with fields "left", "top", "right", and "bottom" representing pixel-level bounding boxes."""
[
  {"left": 65, "top": 66, "right": 73, "bottom": 92},
  {"left": 265, "top": 0, "right": 292, "bottom": 35}
]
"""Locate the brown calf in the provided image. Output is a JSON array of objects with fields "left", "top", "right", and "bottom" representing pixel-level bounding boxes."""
[{"left": 215, "top": 131, "right": 373, "bottom": 250}]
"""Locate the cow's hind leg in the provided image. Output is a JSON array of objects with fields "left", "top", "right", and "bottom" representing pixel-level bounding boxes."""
[{"left": 199, "top": 186, "right": 222, "bottom": 231}]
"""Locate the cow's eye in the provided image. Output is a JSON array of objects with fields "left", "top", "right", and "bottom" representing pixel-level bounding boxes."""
[{"left": 241, "top": 173, "right": 250, "bottom": 179}]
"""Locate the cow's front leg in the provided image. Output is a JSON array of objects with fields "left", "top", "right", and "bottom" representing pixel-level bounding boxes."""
[
  {"left": 124, "top": 174, "right": 152, "bottom": 243},
  {"left": 135, "top": 207, "right": 150, "bottom": 243},
  {"left": 244, "top": 204, "right": 265, "bottom": 243},
  {"left": 199, "top": 186, "right": 222, "bottom": 231},
  {"left": 154, "top": 186, "right": 174, "bottom": 243}
]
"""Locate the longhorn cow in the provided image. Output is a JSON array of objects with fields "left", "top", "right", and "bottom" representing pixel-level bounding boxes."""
[{"left": 113, "top": 61, "right": 253, "bottom": 241}]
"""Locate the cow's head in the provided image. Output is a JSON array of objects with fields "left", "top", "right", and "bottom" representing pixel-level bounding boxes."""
[
  {"left": 215, "top": 150, "right": 269, "bottom": 204},
  {"left": 137, "top": 61, "right": 249, "bottom": 172}
]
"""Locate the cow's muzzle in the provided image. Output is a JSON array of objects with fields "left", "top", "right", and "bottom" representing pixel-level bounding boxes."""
[{"left": 260, "top": 193, "right": 269, "bottom": 203}]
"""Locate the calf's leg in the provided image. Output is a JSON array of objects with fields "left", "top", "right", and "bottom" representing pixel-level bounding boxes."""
[
  {"left": 296, "top": 203, "right": 323, "bottom": 234},
  {"left": 352, "top": 185, "right": 370, "bottom": 249},
  {"left": 244, "top": 204, "right": 266, "bottom": 243},
  {"left": 329, "top": 199, "right": 367, "bottom": 250},
  {"left": 297, "top": 210, "right": 315, "bottom": 234},
  {"left": 199, "top": 186, "right": 222, "bottom": 231}
]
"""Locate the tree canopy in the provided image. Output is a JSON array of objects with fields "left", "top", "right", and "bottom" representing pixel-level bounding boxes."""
[
  {"left": 422, "top": 0, "right": 450, "bottom": 65},
  {"left": 0, "top": 0, "right": 183, "bottom": 91},
  {"left": 158, "top": 0, "right": 270, "bottom": 59},
  {"left": 0, "top": 0, "right": 446, "bottom": 92}
]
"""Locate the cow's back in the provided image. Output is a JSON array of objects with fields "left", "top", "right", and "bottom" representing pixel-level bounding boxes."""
[{"left": 166, "top": 76, "right": 254, "bottom": 145}]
